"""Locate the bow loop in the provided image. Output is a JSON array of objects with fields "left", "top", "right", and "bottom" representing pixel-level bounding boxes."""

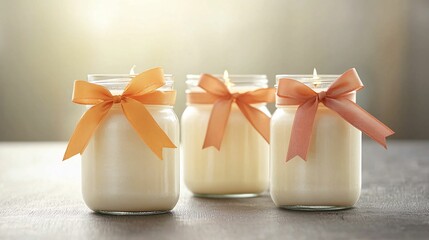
[
  {"left": 277, "top": 78, "right": 317, "bottom": 105},
  {"left": 326, "top": 68, "right": 364, "bottom": 97},
  {"left": 198, "top": 74, "right": 231, "bottom": 98},
  {"left": 64, "top": 67, "right": 177, "bottom": 161},
  {"left": 72, "top": 81, "right": 113, "bottom": 105},
  {"left": 123, "top": 67, "right": 166, "bottom": 96}
]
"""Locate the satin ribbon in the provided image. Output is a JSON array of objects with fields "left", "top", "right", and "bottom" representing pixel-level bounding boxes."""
[
  {"left": 187, "top": 74, "right": 275, "bottom": 150},
  {"left": 277, "top": 68, "right": 395, "bottom": 161},
  {"left": 63, "top": 67, "right": 177, "bottom": 160}
]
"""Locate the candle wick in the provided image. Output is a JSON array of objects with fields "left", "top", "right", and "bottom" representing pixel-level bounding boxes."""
[
  {"left": 223, "top": 70, "right": 235, "bottom": 89},
  {"left": 312, "top": 68, "right": 321, "bottom": 88},
  {"left": 130, "top": 65, "right": 136, "bottom": 75}
]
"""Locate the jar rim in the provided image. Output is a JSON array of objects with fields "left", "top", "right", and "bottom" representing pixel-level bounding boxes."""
[
  {"left": 87, "top": 74, "right": 174, "bottom": 91},
  {"left": 88, "top": 73, "right": 173, "bottom": 77},
  {"left": 187, "top": 74, "right": 267, "bottom": 82},
  {"left": 186, "top": 74, "right": 268, "bottom": 88},
  {"left": 275, "top": 74, "right": 339, "bottom": 84},
  {"left": 88, "top": 74, "right": 174, "bottom": 84},
  {"left": 275, "top": 74, "right": 340, "bottom": 90}
]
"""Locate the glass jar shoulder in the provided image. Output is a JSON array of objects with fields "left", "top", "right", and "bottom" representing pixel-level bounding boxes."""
[
  {"left": 145, "top": 105, "right": 178, "bottom": 123},
  {"left": 273, "top": 104, "right": 338, "bottom": 118},
  {"left": 183, "top": 104, "right": 270, "bottom": 116}
]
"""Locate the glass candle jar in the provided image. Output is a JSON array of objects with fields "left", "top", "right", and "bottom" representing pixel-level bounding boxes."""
[
  {"left": 270, "top": 74, "right": 361, "bottom": 210},
  {"left": 81, "top": 74, "right": 179, "bottom": 215},
  {"left": 182, "top": 74, "right": 271, "bottom": 198}
]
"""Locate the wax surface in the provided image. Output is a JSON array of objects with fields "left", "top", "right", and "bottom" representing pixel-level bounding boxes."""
[
  {"left": 82, "top": 105, "right": 179, "bottom": 212},
  {"left": 182, "top": 104, "right": 269, "bottom": 195},
  {"left": 270, "top": 105, "right": 361, "bottom": 207}
]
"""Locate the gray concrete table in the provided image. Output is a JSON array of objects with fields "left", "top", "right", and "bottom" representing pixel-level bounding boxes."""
[{"left": 0, "top": 141, "right": 428, "bottom": 240}]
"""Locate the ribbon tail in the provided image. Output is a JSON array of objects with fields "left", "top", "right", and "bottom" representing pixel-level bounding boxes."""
[
  {"left": 63, "top": 102, "right": 112, "bottom": 160},
  {"left": 121, "top": 98, "right": 176, "bottom": 160},
  {"left": 203, "top": 99, "right": 233, "bottom": 150},
  {"left": 325, "top": 98, "right": 395, "bottom": 148},
  {"left": 236, "top": 102, "right": 271, "bottom": 143},
  {"left": 287, "top": 98, "right": 319, "bottom": 162}
]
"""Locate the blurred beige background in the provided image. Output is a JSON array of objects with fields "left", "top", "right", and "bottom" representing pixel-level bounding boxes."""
[{"left": 0, "top": 0, "right": 427, "bottom": 141}]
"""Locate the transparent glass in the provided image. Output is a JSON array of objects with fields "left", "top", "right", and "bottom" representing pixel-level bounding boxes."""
[
  {"left": 182, "top": 74, "right": 270, "bottom": 198},
  {"left": 81, "top": 74, "right": 179, "bottom": 215},
  {"left": 270, "top": 74, "right": 361, "bottom": 211}
]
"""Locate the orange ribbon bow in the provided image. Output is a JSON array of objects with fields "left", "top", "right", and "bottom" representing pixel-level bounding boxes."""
[
  {"left": 277, "top": 68, "right": 395, "bottom": 161},
  {"left": 63, "top": 67, "right": 177, "bottom": 160},
  {"left": 187, "top": 74, "right": 275, "bottom": 150}
]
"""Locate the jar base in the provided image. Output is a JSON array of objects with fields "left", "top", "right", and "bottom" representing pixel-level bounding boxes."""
[
  {"left": 280, "top": 205, "right": 353, "bottom": 211},
  {"left": 193, "top": 193, "right": 259, "bottom": 199},
  {"left": 95, "top": 210, "right": 171, "bottom": 216}
]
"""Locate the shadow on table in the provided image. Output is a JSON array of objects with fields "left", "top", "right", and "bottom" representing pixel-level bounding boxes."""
[{"left": 82, "top": 211, "right": 184, "bottom": 238}]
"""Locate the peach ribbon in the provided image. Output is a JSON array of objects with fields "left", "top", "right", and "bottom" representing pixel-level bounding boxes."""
[
  {"left": 187, "top": 74, "right": 275, "bottom": 150},
  {"left": 277, "top": 68, "right": 395, "bottom": 162},
  {"left": 63, "top": 67, "right": 176, "bottom": 160}
]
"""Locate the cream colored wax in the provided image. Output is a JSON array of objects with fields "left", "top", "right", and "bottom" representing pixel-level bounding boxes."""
[
  {"left": 81, "top": 76, "right": 179, "bottom": 213},
  {"left": 182, "top": 104, "right": 269, "bottom": 196},
  {"left": 182, "top": 74, "right": 270, "bottom": 197},
  {"left": 270, "top": 78, "right": 361, "bottom": 209}
]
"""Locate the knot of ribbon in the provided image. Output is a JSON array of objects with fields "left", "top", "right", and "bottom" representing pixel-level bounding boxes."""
[
  {"left": 112, "top": 95, "right": 122, "bottom": 103},
  {"left": 317, "top": 91, "right": 326, "bottom": 101},
  {"left": 277, "top": 68, "right": 395, "bottom": 162},
  {"left": 187, "top": 74, "right": 275, "bottom": 150},
  {"left": 63, "top": 67, "right": 177, "bottom": 161}
]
